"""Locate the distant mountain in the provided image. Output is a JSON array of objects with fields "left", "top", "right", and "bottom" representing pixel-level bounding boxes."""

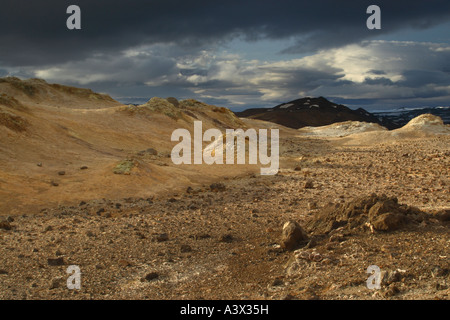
[
  {"left": 372, "top": 106, "right": 450, "bottom": 129},
  {"left": 235, "top": 97, "right": 394, "bottom": 129}
]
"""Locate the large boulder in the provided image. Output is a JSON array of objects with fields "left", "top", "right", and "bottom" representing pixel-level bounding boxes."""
[
  {"left": 371, "top": 213, "right": 405, "bottom": 231},
  {"left": 306, "top": 194, "right": 426, "bottom": 234},
  {"left": 280, "top": 221, "right": 308, "bottom": 251}
]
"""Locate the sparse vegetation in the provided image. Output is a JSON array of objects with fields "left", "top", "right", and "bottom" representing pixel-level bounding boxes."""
[
  {"left": 0, "top": 77, "right": 37, "bottom": 96},
  {"left": 120, "top": 97, "right": 185, "bottom": 120},
  {"left": 212, "top": 106, "right": 230, "bottom": 114},
  {"left": 50, "top": 83, "right": 116, "bottom": 102},
  {"left": 180, "top": 99, "right": 210, "bottom": 108},
  {"left": 113, "top": 159, "right": 135, "bottom": 175}
]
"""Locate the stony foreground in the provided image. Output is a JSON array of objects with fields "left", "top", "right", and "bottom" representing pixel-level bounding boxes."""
[{"left": 0, "top": 135, "right": 449, "bottom": 300}]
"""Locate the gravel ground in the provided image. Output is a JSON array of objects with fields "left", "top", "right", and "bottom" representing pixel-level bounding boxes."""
[{"left": 0, "top": 135, "right": 448, "bottom": 300}]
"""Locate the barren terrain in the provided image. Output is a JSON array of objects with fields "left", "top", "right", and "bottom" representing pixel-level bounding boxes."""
[{"left": 0, "top": 78, "right": 448, "bottom": 300}]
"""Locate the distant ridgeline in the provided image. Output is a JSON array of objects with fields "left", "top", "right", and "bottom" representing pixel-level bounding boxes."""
[
  {"left": 235, "top": 97, "right": 397, "bottom": 129},
  {"left": 235, "top": 97, "right": 449, "bottom": 130},
  {"left": 372, "top": 106, "right": 450, "bottom": 129}
]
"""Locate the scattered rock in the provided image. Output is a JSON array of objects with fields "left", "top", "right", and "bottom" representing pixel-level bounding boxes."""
[
  {"left": 190, "top": 233, "right": 211, "bottom": 240},
  {"left": 180, "top": 244, "right": 192, "bottom": 253},
  {"left": 434, "top": 209, "right": 450, "bottom": 222},
  {"left": 280, "top": 221, "right": 308, "bottom": 251},
  {"left": 58, "top": 171, "right": 66, "bottom": 176},
  {"left": 142, "top": 272, "right": 159, "bottom": 282},
  {"left": 50, "top": 277, "right": 65, "bottom": 289},
  {"left": 431, "top": 266, "right": 446, "bottom": 278},
  {"left": 383, "top": 284, "right": 400, "bottom": 297},
  {"left": 300, "top": 288, "right": 320, "bottom": 300},
  {"left": 80, "top": 166, "right": 88, "bottom": 170},
  {"left": 115, "top": 203, "right": 122, "bottom": 209},
  {"left": 137, "top": 148, "right": 158, "bottom": 156},
  {"left": 86, "top": 231, "right": 95, "bottom": 237},
  {"left": 308, "top": 202, "right": 318, "bottom": 210},
  {"left": 156, "top": 233, "right": 169, "bottom": 242},
  {"left": 435, "top": 282, "right": 448, "bottom": 291},
  {"left": 188, "top": 203, "right": 199, "bottom": 210},
  {"left": 210, "top": 183, "right": 226, "bottom": 192},
  {"left": 304, "top": 238, "right": 317, "bottom": 249},
  {"left": 304, "top": 180, "right": 314, "bottom": 189},
  {"left": 281, "top": 294, "right": 297, "bottom": 300},
  {"left": 368, "top": 197, "right": 399, "bottom": 218},
  {"left": 271, "top": 278, "right": 284, "bottom": 286},
  {"left": 219, "top": 234, "right": 234, "bottom": 243},
  {"left": 0, "top": 221, "right": 12, "bottom": 230},
  {"left": 118, "top": 259, "right": 132, "bottom": 267},
  {"left": 381, "top": 270, "right": 403, "bottom": 285},
  {"left": 371, "top": 213, "right": 405, "bottom": 231},
  {"left": 145, "top": 148, "right": 158, "bottom": 156},
  {"left": 47, "top": 257, "right": 65, "bottom": 266},
  {"left": 329, "top": 234, "right": 345, "bottom": 243}
]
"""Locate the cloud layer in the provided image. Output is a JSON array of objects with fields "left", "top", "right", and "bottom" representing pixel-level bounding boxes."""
[
  {"left": 1, "top": 1, "right": 450, "bottom": 110},
  {"left": 18, "top": 40, "right": 448, "bottom": 110},
  {"left": 2, "top": 0, "right": 450, "bottom": 66}
]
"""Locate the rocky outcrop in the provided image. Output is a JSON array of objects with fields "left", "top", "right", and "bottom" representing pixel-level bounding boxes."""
[{"left": 306, "top": 194, "right": 428, "bottom": 234}]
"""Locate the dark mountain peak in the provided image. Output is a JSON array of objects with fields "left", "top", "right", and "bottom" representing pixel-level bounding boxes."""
[
  {"left": 236, "top": 97, "right": 396, "bottom": 129},
  {"left": 273, "top": 96, "right": 350, "bottom": 112},
  {"left": 355, "top": 107, "right": 372, "bottom": 116}
]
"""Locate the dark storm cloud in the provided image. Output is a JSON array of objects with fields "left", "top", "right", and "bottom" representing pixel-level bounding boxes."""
[
  {"left": 1, "top": 0, "right": 450, "bottom": 66},
  {"left": 368, "top": 70, "right": 387, "bottom": 75},
  {"left": 363, "top": 77, "right": 395, "bottom": 86},
  {"left": 398, "top": 70, "right": 450, "bottom": 87}
]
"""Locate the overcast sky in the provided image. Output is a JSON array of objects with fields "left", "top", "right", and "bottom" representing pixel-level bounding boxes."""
[{"left": 1, "top": 0, "right": 450, "bottom": 111}]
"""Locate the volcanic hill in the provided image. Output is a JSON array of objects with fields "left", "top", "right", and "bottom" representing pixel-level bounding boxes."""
[
  {"left": 235, "top": 97, "right": 395, "bottom": 129},
  {"left": 0, "top": 77, "right": 273, "bottom": 215}
]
